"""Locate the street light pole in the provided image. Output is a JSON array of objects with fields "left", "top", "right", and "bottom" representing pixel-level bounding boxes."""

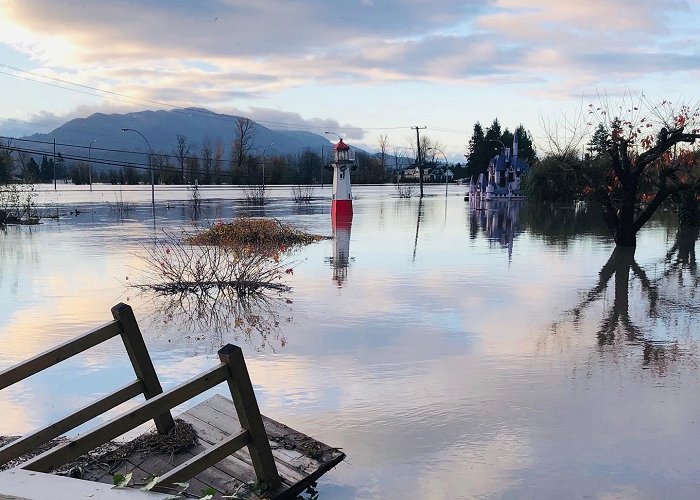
[
  {"left": 121, "top": 128, "right": 154, "bottom": 211},
  {"left": 490, "top": 139, "right": 507, "bottom": 155},
  {"left": 324, "top": 131, "right": 342, "bottom": 142},
  {"left": 88, "top": 139, "right": 96, "bottom": 192}
]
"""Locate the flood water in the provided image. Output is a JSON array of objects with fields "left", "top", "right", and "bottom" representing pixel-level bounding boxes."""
[{"left": 1, "top": 184, "right": 699, "bottom": 499}]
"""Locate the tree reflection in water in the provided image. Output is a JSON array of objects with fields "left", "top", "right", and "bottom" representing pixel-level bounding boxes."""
[
  {"left": 661, "top": 226, "right": 698, "bottom": 285},
  {"left": 139, "top": 287, "right": 293, "bottom": 353},
  {"left": 552, "top": 226, "right": 699, "bottom": 372}
]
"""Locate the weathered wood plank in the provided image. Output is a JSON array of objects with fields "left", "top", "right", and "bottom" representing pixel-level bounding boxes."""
[
  {"left": 0, "top": 380, "right": 144, "bottom": 467},
  {"left": 64, "top": 395, "right": 344, "bottom": 500},
  {"left": 21, "top": 364, "right": 229, "bottom": 473},
  {"left": 206, "top": 395, "right": 338, "bottom": 475},
  {"left": 106, "top": 445, "right": 250, "bottom": 497},
  {"left": 201, "top": 395, "right": 345, "bottom": 499},
  {"left": 175, "top": 412, "right": 269, "bottom": 487},
  {"left": 112, "top": 303, "right": 175, "bottom": 434},
  {"left": 177, "top": 410, "right": 300, "bottom": 486},
  {"left": 182, "top": 403, "right": 307, "bottom": 485},
  {"left": 0, "top": 320, "right": 121, "bottom": 391},
  {"left": 0, "top": 468, "right": 172, "bottom": 499},
  {"left": 218, "top": 345, "right": 282, "bottom": 490},
  {"left": 155, "top": 429, "right": 249, "bottom": 488}
]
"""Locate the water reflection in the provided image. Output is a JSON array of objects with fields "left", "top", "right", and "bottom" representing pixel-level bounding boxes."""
[
  {"left": 329, "top": 215, "right": 352, "bottom": 286},
  {"left": 552, "top": 227, "right": 700, "bottom": 371},
  {"left": 3, "top": 186, "right": 700, "bottom": 498},
  {"left": 468, "top": 200, "right": 524, "bottom": 258},
  {"left": 662, "top": 226, "right": 698, "bottom": 281},
  {"left": 139, "top": 288, "right": 292, "bottom": 353},
  {"left": 520, "top": 202, "right": 609, "bottom": 246},
  {"left": 412, "top": 198, "right": 422, "bottom": 262}
]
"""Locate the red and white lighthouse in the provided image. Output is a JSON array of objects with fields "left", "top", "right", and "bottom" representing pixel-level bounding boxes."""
[{"left": 331, "top": 138, "right": 353, "bottom": 219}]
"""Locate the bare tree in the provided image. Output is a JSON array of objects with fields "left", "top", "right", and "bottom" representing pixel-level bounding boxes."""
[
  {"left": 377, "top": 134, "right": 388, "bottom": 174},
  {"left": 174, "top": 134, "right": 192, "bottom": 184},
  {"left": 543, "top": 94, "right": 700, "bottom": 247},
  {"left": 231, "top": 117, "right": 256, "bottom": 182},
  {"left": 186, "top": 155, "right": 200, "bottom": 184},
  {"left": 152, "top": 151, "right": 171, "bottom": 184}
]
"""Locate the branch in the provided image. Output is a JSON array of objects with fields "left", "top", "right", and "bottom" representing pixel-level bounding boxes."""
[
  {"left": 632, "top": 179, "right": 700, "bottom": 233},
  {"left": 608, "top": 143, "right": 627, "bottom": 182},
  {"left": 636, "top": 132, "right": 700, "bottom": 172}
]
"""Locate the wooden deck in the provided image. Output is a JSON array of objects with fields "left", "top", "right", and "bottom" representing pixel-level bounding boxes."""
[
  {"left": 83, "top": 395, "right": 344, "bottom": 499},
  {"left": 0, "top": 304, "right": 343, "bottom": 499}
]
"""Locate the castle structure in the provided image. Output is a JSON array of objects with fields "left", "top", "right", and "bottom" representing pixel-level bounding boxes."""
[{"left": 468, "top": 131, "right": 530, "bottom": 202}]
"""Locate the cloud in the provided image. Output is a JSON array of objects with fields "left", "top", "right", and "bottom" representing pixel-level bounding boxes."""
[
  {"left": 1, "top": 0, "right": 700, "bottom": 117},
  {"left": 244, "top": 107, "right": 366, "bottom": 139}
]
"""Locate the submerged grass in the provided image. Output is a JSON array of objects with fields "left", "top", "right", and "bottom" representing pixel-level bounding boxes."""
[{"left": 186, "top": 217, "right": 327, "bottom": 249}]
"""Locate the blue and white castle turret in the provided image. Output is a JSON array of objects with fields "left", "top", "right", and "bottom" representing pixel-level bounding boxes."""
[{"left": 466, "top": 130, "right": 530, "bottom": 203}]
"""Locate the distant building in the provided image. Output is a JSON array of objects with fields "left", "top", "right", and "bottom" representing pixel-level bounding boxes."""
[{"left": 401, "top": 165, "right": 453, "bottom": 183}]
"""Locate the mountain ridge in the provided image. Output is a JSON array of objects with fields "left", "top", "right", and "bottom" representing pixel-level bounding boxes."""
[{"left": 20, "top": 107, "right": 349, "bottom": 171}]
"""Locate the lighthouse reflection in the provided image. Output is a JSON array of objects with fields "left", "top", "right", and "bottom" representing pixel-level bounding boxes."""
[{"left": 329, "top": 214, "right": 353, "bottom": 286}]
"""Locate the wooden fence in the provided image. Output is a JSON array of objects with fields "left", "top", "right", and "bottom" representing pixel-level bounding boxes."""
[{"left": 0, "top": 302, "right": 281, "bottom": 491}]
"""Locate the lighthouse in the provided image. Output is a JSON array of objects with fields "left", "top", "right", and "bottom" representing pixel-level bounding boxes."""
[{"left": 330, "top": 138, "right": 353, "bottom": 219}]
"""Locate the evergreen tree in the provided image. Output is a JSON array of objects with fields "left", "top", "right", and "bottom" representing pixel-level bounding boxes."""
[
  {"left": 55, "top": 153, "right": 67, "bottom": 181},
  {"left": 513, "top": 125, "right": 538, "bottom": 164},
  {"left": 588, "top": 123, "right": 611, "bottom": 156},
  {"left": 468, "top": 120, "right": 539, "bottom": 176},
  {"left": 0, "top": 145, "right": 12, "bottom": 184},
  {"left": 484, "top": 119, "right": 503, "bottom": 163},
  {"left": 467, "top": 122, "right": 490, "bottom": 177},
  {"left": 40, "top": 155, "right": 53, "bottom": 183},
  {"left": 24, "top": 158, "right": 40, "bottom": 182},
  {"left": 501, "top": 128, "right": 514, "bottom": 152}
]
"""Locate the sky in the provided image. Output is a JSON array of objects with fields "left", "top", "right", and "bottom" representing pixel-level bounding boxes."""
[{"left": 1, "top": 0, "right": 700, "bottom": 160}]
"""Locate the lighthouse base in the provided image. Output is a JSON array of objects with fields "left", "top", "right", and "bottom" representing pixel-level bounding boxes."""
[{"left": 331, "top": 199, "right": 353, "bottom": 219}]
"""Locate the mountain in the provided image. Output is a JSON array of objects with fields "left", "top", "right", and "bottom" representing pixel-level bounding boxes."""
[{"left": 21, "top": 108, "right": 341, "bottom": 171}]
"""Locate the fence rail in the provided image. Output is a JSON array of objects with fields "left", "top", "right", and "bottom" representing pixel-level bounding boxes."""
[{"left": 0, "top": 303, "right": 281, "bottom": 490}]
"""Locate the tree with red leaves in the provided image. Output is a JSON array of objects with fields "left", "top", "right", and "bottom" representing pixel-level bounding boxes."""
[{"left": 544, "top": 95, "right": 700, "bottom": 247}]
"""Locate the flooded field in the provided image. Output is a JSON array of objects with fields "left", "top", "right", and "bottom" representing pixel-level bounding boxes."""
[{"left": 1, "top": 184, "right": 698, "bottom": 499}]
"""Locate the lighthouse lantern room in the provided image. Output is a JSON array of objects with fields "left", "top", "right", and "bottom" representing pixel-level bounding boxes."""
[{"left": 331, "top": 138, "right": 353, "bottom": 219}]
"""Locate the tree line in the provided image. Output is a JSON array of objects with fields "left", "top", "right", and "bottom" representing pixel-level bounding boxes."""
[
  {"left": 465, "top": 119, "right": 538, "bottom": 177},
  {"left": 0, "top": 117, "right": 394, "bottom": 186}
]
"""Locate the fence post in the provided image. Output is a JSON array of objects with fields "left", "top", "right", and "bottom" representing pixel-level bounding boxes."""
[
  {"left": 112, "top": 303, "right": 175, "bottom": 434},
  {"left": 218, "top": 344, "right": 281, "bottom": 489}
]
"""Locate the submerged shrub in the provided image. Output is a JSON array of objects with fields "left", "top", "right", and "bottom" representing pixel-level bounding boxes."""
[{"left": 186, "top": 217, "right": 326, "bottom": 248}]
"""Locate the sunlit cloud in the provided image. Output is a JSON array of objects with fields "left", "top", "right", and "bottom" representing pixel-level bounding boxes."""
[
  {"left": 2, "top": 0, "right": 697, "bottom": 103},
  {"left": 1, "top": 0, "right": 700, "bottom": 150}
]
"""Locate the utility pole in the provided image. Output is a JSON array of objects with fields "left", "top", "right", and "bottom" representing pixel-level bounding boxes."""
[
  {"left": 53, "top": 139, "right": 56, "bottom": 190},
  {"left": 412, "top": 126, "right": 427, "bottom": 198},
  {"left": 320, "top": 145, "right": 324, "bottom": 188}
]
